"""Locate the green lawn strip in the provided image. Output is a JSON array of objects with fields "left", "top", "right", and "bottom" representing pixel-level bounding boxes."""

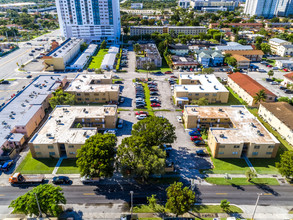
[
  {"left": 192, "top": 205, "right": 243, "bottom": 213},
  {"left": 112, "top": 79, "right": 124, "bottom": 83},
  {"left": 142, "top": 83, "right": 153, "bottom": 112},
  {"left": 7, "top": 79, "right": 16, "bottom": 81},
  {"left": 205, "top": 177, "right": 279, "bottom": 185},
  {"left": 118, "top": 108, "right": 130, "bottom": 111},
  {"left": 56, "top": 159, "right": 80, "bottom": 174},
  {"left": 88, "top": 49, "right": 108, "bottom": 69},
  {"left": 226, "top": 86, "right": 247, "bottom": 105},
  {"left": 137, "top": 57, "right": 171, "bottom": 73},
  {"left": 153, "top": 109, "right": 171, "bottom": 112},
  {"left": 208, "top": 156, "right": 248, "bottom": 174},
  {"left": 15, "top": 152, "right": 58, "bottom": 174}
]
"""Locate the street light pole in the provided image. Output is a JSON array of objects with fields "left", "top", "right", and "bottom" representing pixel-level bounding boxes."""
[
  {"left": 147, "top": 65, "right": 150, "bottom": 82},
  {"left": 34, "top": 193, "right": 42, "bottom": 218},
  {"left": 130, "top": 191, "right": 134, "bottom": 216},
  {"left": 251, "top": 193, "right": 262, "bottom": 220}
]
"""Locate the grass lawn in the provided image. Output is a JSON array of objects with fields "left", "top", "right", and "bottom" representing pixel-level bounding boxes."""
[
  {"left": 16, "top": 152, "right": 58, "bottom": 174},
  {"left": 205, "top": 177, "right": 279, "bottom": 185},
  {"left": 88, "top": 49, "right": 108, "bottom": 69},
  {"left": 208, "top": 157, "right": 248, "bottom": 174},
  {"left": 142, "top": 83, "right": 153, "bottom": 112},
  {"left": 56, "top": 159, "right": 80, "bottom": 174},
  {"left": 192, "top": 204, "right": 243, "bottom": 213}
]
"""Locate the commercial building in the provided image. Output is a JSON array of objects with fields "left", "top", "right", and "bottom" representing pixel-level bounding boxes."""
[
  {"left": 0, "top": 75, "right": 67, "bottom": 159},
  {"left": 228, "top": 72, "right": 277, "bottom": 107},
  {"left": 169, "top": 44, "right": 189, "bottom": 56},
  {"left": 276, "top": 0, "right": 293, "bottom": 16},
  {"left": 136, "top": 44, "right": 162, "bottom": 69},
  {"left": 29, "top": 105, "right": 118, "bottom": 158},
  {"left": 269, "top": 38, "right": 292, "bottom": 56},
  {"left": 101, "top": 45, "right": 120, "bottom": 70},
  {"left": 215, "top": 42, "right": 253, "bottom": 51},
  {"left": 275, "top": 59, "right": 293, "bottom": 69},
  {"left": 171, "top": 55, "right": 198, "bottom": 69},
  {"left": 244, "top": 0, "right": 279, "bottom": 18},
  {"left": 65, "top": 74, "right": 119, "bottom": 104},
  {"left": 174, "top": 74, "right": 229, "bottom": 106},
  {"left": 283, "top": 72, "right": 293, "bottom": 86},
  {"left": 232, "top": 54, "right": 251, "bottom": 69},
  {"left": 259, "top": 102, "right": 293, "bottom": 146},
  {"left": 223, "top": 50, "right": 264, "bottom": 62},
  {"left": 69, "top": 44, "right": 98, "bottom": 70},
  {"left": 56, "top": 0, "right": 121, "bottom": 43},
  {"left": 178, "top": 0, "right": 190, "bottom": 9},
  {"left": 130, "top": 26, "right": 206, "bottom": 36},
  {"left": 183, "top": 105, "right": 280, "bottom": 158},
  {"left": 209, "top": 23, "right": 263, "bottom": 29},
  {"left": 180, "top": 0, "right": 238, "bottom": 11},
  {"left": 195, "top": 50, "right": 224, "bottom": 67},
  {"left": 43, "top": 38, "right": 84, "bottom": 71}
]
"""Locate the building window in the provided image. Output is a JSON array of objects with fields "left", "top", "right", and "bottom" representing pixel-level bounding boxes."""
[
  {"left": 36, "top": 152, "right": 42, "bottom": 155},
  {"left": 219, "top": 145, "right": 225, "bottom": 148},
  {"left": 268, "top": 145, "right": 274, "bottom": 148},
  {"left": 68, "top": 145, "right": 74, "bottom": 148},
  {"left": 218, "top": 152, "right": 224, "bottom": 154},
  {"left": 85, "top": 98, "right": 89, "bottom": 101},
  {"left": 232, "top": 152, "right": 238, "bottom": 155},
  {"left": 48, "top": 145, "right": 54, "bottom": 149},
  {"left": 49, "top": 152, "right": 55, "bottom": 156},
  {"left": 188, "top": 93, "right": 192, "bottom": 96},
  {"left": 76, "top": 93, "right": 81, "bottom": 96},
  {"left": 34, "top": 145, "right": 40, "bottom": 149},
  {"left": 234, "top": 145, "right": 240, "bottom": 148},
  {"left": 254, "top": 145, "right": 260, "bottom": 149},
  {"left": 266, "top": 152, "right": 272, "bottom": 155},
  {"left": 252, "top": 152, "right": 258, "bottom": 156},
  {"left": 69, "top": 152, "right": 76, "bottom": 155}
]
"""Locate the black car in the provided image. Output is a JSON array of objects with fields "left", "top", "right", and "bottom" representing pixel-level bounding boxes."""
[
  {"left": 150, "top": 92, "right": 159, "bottom": 96},
  {"left": 285, "top": 89, "right": 293, "bottom": 94},
  {"left": 114, "top": 81, "right": 123, "bottom": 84},
  {"left": 150, "top": 100, "right": 161, "bottom": 103},
  {"left": 136, "top": 104, "right": 146, "bottom": 109},
  {"left": 52, "top": 176, "right": 70, "bottom": 184},
  {"left": 280, "top": 86, "right": 286, "bottom": 90},
  {"left": 26, "top": 75, "right": 32, "bottom": 78}
]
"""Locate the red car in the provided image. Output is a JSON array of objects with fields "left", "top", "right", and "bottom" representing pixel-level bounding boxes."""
[
  {"left": 151, "top": 103, "right": 161, "bottom": 107},
  {"left": 135, "top": 111, "right": 148, "bottom": 116},
  {"left": 149, "top": 88, "right": 158, "bottom": 91},
  {"left": 283, "top": 68, "right": 289, "bottom": 72},
  {"left": 190, "top": 136, "right": 203, "bottom": 141},
  {"left": 170, "top": 76, "right": 178, "bottom": 79},
  {"left": 267, "top": 65, "right": 273, "bottom": 67},
  {"left": 165, "top": 71, "right": 172, "bottom": 74}
]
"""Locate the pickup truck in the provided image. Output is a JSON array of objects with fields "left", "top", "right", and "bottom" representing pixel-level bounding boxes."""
[
  {"left": 0, "top": 160, "right": 13, "bottom": 172},
  {"left": 9, "top": 173, "right": 45, "bottom": 184}
]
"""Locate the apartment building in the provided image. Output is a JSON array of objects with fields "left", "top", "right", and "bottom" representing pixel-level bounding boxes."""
[
  {"left": 43, "top": 38, "right": 84, "bottom": 71},
  {"left": 269, "top": 38, "right": 292, "bottom": 56},
  {"left": 0, "top": 75, "right": 67, "bottom": 159},
  {"left": 183, "top": 105, "right": 280, "bottom": 158},
  {"left": 136, "top": 43, "right": 162, "bottom": 69},
  {"left": 223, "top": 50, "right": 264, "bottom": 62},
  {"left": 131, "top": 3, "right": 143, "bottom": 9},
  {"left": 56, "top": 0, "right": 121, "bottom": 43},
  {"left": 209, "top": 23, "right": 263, "bottom": 29},
  {"left": 65, "top": 74, "right": 119, "bottom": 103},
  {"left": 174, "top": 74, "right": 229, "bottom": 106},
  {"left": 69, "top": 44, "right": 98, "bottom": 70},
  {"left": 228, "top": 72, "right": 277, "bottom": 107},
  {"left": 29, "top": 105, "right": 118, "bottom": 158},
  {"left": 195, "top": 50, "right": 224, "bottom": 67},
  {"left": 215, "top": 42, "right": 253, "bottom": 51},
  {"left": 244, "top": 0, "right": 279, "bottom": 18},
  {"left": 259, "top": 102, "right": 293, "bottom": 146},
  {"left": 182, "top": 0, "right": 238, "bottom": 11},
  {"left": 130, "top": 26, "right": 206, "bottom": 36},
  {"left": 283, "top": 72, "right": 293, "bottom": 86}
]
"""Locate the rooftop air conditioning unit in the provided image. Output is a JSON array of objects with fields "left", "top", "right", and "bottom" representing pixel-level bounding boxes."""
[
  {"left": 220, "top": 134, "right": 225, "bottom": 138},
  {"left": 46, "top": 133, "right": 52, "bottom": 137}
]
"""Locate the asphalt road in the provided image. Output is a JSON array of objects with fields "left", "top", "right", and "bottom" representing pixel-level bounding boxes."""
[{"left": 0, "top": 184, "right": 292, "bottom": 206}]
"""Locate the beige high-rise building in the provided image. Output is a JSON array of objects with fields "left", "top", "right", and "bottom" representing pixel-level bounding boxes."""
[
  {"left": 183, "top": 105, "right": 279, "bottom": 158},
  {"left": 66, "top": 74, "right": 119, "bottom": 104},
  {"left": 29, "top": 105, "right": 118, "bottom": 158}
]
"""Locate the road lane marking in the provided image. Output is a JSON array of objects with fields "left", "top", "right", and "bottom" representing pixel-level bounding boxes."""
[
  {"left": 216, "top": 193, "right": 227, "bottom": 195},
  {"left": 0, "top": 49, "right": 30, "bottom": 67},
  {"left": 83, "top": 193, "right": 95, "bottom": 196},
  {"left": 263, "top": 193, "right": 272, "bottom": 196}
]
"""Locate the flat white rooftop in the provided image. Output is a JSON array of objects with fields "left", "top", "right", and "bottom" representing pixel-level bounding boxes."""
[
  {"left": 185, "top": 105, "right": 279, "bottom": 144},
  {"left": 66, "top": 74, "right": 119, "bottom": 93},
  {"left": 48, "top": 38, "right": 83, "bottom": 58},
  {"left": 30, "top": 105, "right": 117, "bottom": 145},
  {"left": 176, "top": 74, "right": 228, "bottom": 93}
]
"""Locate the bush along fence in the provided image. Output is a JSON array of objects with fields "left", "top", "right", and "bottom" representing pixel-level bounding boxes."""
[
  {"left": 116, "top": 47, "right": 123, "bottom": 72},
  {"left": 0, "top": 45, "right": 19, "bottom": 57}
]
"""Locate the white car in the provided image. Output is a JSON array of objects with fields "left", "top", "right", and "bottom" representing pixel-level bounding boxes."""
[
  {"left": 104, "top": 129, "right": 116, "bottom": 135},
  {"left": 136, "top": 114, "right": 148, "bottom": 120},
  {"left": 80, "top": 176, "right": 100, "bottom": 184},
  {"left": 177, "top": 116, "right": 183, "bottom": 123},
  {"left": 117, "top": 119, "right": 123, "bottom": 128}
]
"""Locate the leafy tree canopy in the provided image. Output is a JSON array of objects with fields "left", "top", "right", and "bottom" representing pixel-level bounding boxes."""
[
  {"left": 276, "top": 151, "right": 293, "bottom": 178},
  {"left": 49, "top": 89, "right": 75, "bottom": 109}
]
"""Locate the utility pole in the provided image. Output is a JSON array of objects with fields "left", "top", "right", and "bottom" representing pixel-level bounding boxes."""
[
  {"left": 146, "top": 64, "right": 150, "bottom": 81},
  {"left": 130, "top": 191, "right": 134, "bottom": 217},
  {"left": 251, "top": 193, "right": 262, "bottom": 220},
  {"left": 34, "top": 193, "right": 42, "bottom": 218}
]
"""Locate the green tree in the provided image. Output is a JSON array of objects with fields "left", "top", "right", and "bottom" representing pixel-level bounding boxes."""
[
  {"left": 220, "top": 199, "right": 230, "bottom": 212},
  {"left": 238, "top": 39, "right": 247, "bottom": 45},
  {"left": 49, "top": 89, "right": 75, "bottom": 109},
  {"left": 253, "top": 89, "right": 267, "bottom": 104},
  {"left": 268, "top": 70, "right": 274, "bottom": 78},
  {"left": 95, "top": 68, "right": 104, "bottom": 74},
  {"left": 76, "top": 133, "right": 117, "bottom": 177},
  {"left": 202, "top": 67, "right": 214, "bottom": 74},
  {"left": 191, "top": 97, "right": 209, "bottom": 106},
  {"left": 100, "top": 40, "right": 107, "bottom": 49},
  {"left": 261, "top": 43, "right": 271, "bottom": 54},
  {"left": 225, "top": 56, "right": 237, "bottom": 67},
  {"left": 123, "top": 26, "right": 129, "bottom": 35},
  {"left": 117, "top": 136, "right": 166, "bottom": 181},
  {"left": 245, "top": 169, "right": 257, "bottom": 182},
  {"left": 132, "top": 116, "right": 176, "bottom": 147},
  {"left": 165, "top": 182, "right": 196, "bottom": 217},
  {"left": 255, "top": 36, "right": 263, "bottom": 50},
  {"left": 142, "top": 62, "right": 157, "bottom": 71},
  {"left": 9, "top": 184, "right": 66, "bottom": 217},
  {"left": 134, "top": 43, "right": 141, "bottom": 53},
  {"left": 80, "top": 42, "right": 88, "bottom": 52},
  {"left": 276, "top": 151, "right": 293, "bottom": 179}
]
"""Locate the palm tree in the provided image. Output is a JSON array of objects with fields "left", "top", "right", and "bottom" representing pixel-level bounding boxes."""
[
  {"left": 245, "top": 169, "right": 257, "bottom": 182},
  {"left": 253, "top": 89, "right": 267, "bottom": 104}
]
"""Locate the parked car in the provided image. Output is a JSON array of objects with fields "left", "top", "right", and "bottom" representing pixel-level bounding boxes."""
[
  {"left": 149, "top": 88, "right": 158, "bottom": 91},
  {"left": 104, "top": 129, "right": 116, "bottom": 135},
  {"left": 52, "top": 176, "right": 70, "bottom": 184},
  {"left": 190, "top": 136, "right": 203, "bottom": 141},
  {"left": 117, "top": 119, "right": 123, "bottom": 128},
  {"left": 113, "top": 75, "right": 120, "bottom": 79},
  {"left": 176, "top": 116, "right": 183, "bottom": 123},
  {"left": 135, "top": 111, "right": 148, "bottom": 116},
  {"left": 136, "top": 98, "right": 144, "bottom": 102},
  {"left": 285, "top": 89, "right": 293, "bottom": 94},
  {"left": 150, "top": 92, "right": 159, "bottom": 96},
  {"left": 81, "top": 175, "right": 100, "bottom": 184},
  {"left": 0, "top": 160, "right": 13, "bottom": 172},
  {"left": 164, "top": 71, "right": 172, "bottom": 74},
  {"left": 151, "top": 103, "right": 161, "bottom": 107},
  {"left": 279, "top": 86, "right": 286, "bottom": 90},
  {"left": 119, "top": 97, "right": 125, "bottom": 103},
  {"left": 188, "top": 130, "right": 201, "bottom": 136},
  {"left": 26, "top": 75, "right": 32, "bottom": 78},
  {"left": 283, "top": 68, "right": 289, "bottom": 72},
  {"left": 196, "top": 149, "right": 208, "bottom": 156},
  {"left": 114, "top": 81, "right": 123, "bottom": 84},
  {"left": 136, "top": 114, "right": 148, "bottom": 120},
  {"left": 270, "top": 81, "right": 279, "bottom": 85},
  {"left": 150, "top": 99, "right": 161, "bottom": 104},
  {"left": 136, "top": 104, "right": 146, "bottom": 109},
  {"left": 170, "top": 76, "right": 178, "bottom": 79},
  {"left": 265, "top": 78, "right": 273, "bottom": 82}
]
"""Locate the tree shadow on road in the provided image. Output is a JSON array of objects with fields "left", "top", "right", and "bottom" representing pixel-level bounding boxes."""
[
  {"left": 59, "top": 208, "right": 83, "bottom": 220},
  {"left": 251, "top": 182, "right": 279, "bottom": 196}
]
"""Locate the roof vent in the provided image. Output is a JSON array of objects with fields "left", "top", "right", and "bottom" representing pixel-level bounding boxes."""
[
  {"left": 46, "top": 133, "right": 52, "bottom": 137},
  {"left": 220, "top": 134, "right": 225, "bottom": 138},
  {"left": 83, "top": 75, "right": 87, "bottom": 78},
  {"left": 239, "top": 110, "right": 243, "bottom": 114},
  {"left": 257, "top": 130, "right": 263, "bottom": 136},
  {"left": 219, "top": 108, "right": 223, "bottom": 112},
  {"left": 214, "top": 85, "right": 218, "bottom": 90},
  {"left": 199, "top": 86, "right": 204, "bottom": 90},
  {"left": 251, "top": 122, "right": 255, "bottom": 127},
  {"left": 83, "top": 132, "right": 87, "bottom": 137}
]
